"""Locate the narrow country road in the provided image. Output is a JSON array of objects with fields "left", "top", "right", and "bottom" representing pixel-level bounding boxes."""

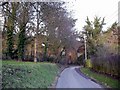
[{"left": 56, "top": 66, "right": 103, "bottom": 88}]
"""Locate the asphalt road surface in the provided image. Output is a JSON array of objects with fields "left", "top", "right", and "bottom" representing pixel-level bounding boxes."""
[{"left": 56, "top": 66, "right": 103, "bottom": 88}]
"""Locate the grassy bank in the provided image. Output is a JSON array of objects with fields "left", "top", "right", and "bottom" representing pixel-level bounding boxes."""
[
  {"left": 80, "top": 67, "right": 120, "bottom": 88},
  {"left": 2, "top": 60, "right": 59, "bottom": 88}
]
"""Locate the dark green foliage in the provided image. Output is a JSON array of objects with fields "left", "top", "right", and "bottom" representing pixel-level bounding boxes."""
[
  {"left": 77, "top": 55, "right": 84, "bottom": 65},
  {"left": 83, "top": 16, "right": 105, "bottom": 56},
  {"left": 6, "top": 25, "right": 14, "bottom": 59},
  {"left": 2, "top": 3, "right": 18, "bottom": 59},
  {"left": 16, "top": 3, "right": 31, "bottom": 61},
  {"left": 17, "top": 29, "right": 26, "bottom": 60},
  {"left": 4, "top": 3, "right": 17, "bottom": 59},
  {"left": 87, "top": 38, "right": 97, "bottom": 57}
]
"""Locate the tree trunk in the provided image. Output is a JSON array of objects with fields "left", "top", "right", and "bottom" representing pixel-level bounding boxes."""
[
  {"left": 34, "top": 37, "right": 37, "bottom": 62},
  {"left": 34, "top": 3, "right": 39, "bottom": 62}
]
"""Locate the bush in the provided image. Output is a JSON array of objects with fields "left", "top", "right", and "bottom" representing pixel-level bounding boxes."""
[
  {"left": 85, "top": 59, "right": 92, "bottom": 68},
  {"left": 91, "top": 54, "right": 119, "bottom": 78},
  {"left": 47, "top": 55, "right": 56, "bottom": 63}
]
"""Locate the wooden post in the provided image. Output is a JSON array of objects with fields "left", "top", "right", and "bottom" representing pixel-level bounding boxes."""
[{"left": 34, "top": 37, "right": 37, "bottom": 62}]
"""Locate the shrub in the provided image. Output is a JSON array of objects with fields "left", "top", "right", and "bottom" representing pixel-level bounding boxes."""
[
  {"left": 47, "top": 55, "right": 56, "bottom": 62},
  {"left": 85, "top": 59, "right": 92, "bottom": 68},
  {"left": 91, "top": 54, "right": 119, "bottom": 78}
]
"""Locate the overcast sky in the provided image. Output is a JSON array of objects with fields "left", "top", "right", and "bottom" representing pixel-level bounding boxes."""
[
  {"left": 0, "top": 0, "right": 119, "bottom": 32},
  {"left": 66, "top": 0, "right": 120, "bottom": 31}
]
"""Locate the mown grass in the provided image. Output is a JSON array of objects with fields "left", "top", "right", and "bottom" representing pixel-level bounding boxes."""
[
  {"left": 80, "top": 67, "right": 120, "bottom": 88},
  {"left": 2, "top": 60, "right": 59, "bottom": 88}
]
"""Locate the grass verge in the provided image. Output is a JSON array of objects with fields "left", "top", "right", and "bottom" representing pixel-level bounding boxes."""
[
  {"left": 80, "top": 67, "right": 120, "bottom": 88},
  {"left": 2, "top": 60, "right": 59, "bottom": 88}
]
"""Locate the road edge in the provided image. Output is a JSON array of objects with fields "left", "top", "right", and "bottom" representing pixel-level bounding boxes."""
[
  {"left": 75, "top": 67, "right": 109, "bottom": 89},
  {"left": 49, "top": 64, "right": 69, "bottom": 88}
]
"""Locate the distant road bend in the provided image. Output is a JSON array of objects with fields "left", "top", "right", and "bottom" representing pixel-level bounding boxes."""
[{"left": 56, "top": 66, "right": 103, "bottom": 88}]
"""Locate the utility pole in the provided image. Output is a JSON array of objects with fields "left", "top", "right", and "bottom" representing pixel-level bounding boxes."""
[
  {"left": 34, "top": 3, "right": 39, "bottom": 62},
  {"left": 118, "top": 1, "right": 120, "bottom": 26},
  {"left": 34, "top": 37, "right": 37, "bottom": 62},
  {"left": 84, "top": 34, "right": 87, "bottom": 61}
]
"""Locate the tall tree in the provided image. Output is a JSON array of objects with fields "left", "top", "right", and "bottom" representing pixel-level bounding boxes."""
[
  {"left": 2, "top": 2, "right": 18, "bottom": 59},
  {"left": 32, "top": 2, "right": 43, "bottom": 62},
  {"left": 40, "top": 2, "right": 76, "bottom": 55},
  {"left": 83, "top": 16, "right": 105, "bottom": 57},
  {"left": 17, "top": 2, "right": 33, "bottom": 61}
]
